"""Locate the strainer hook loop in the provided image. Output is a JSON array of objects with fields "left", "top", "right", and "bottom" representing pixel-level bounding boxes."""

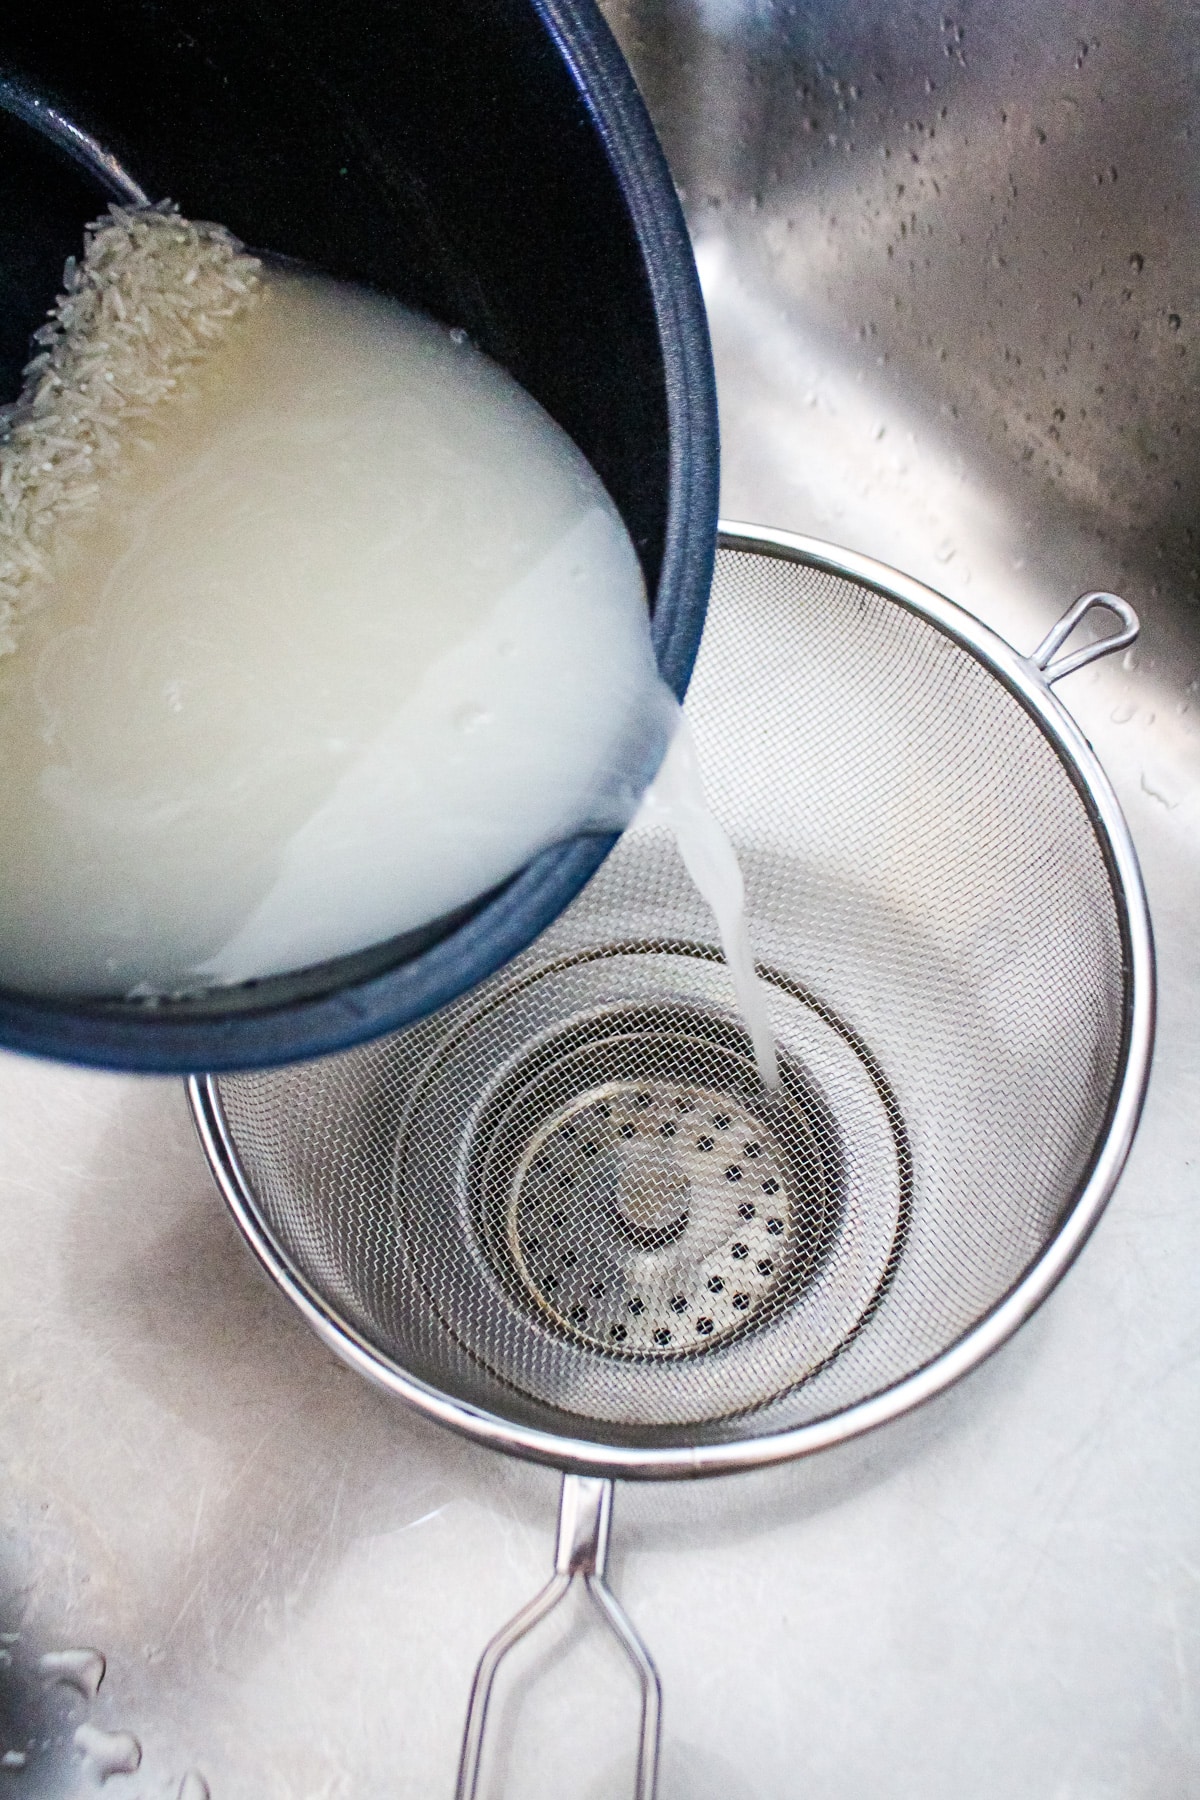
[
  {"left": 455, "top": 1475, "right": 662, "bottom": 1800},
  {"left": 1032, "top": 590, "right": 1139, "bottom": 684}
]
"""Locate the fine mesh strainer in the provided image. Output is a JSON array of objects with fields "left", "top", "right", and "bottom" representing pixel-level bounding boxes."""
[{"left": 190, "top": 525, "right": 1154, "bottom": 1799}]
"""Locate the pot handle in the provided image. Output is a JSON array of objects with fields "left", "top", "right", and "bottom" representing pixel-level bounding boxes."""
[
  {"left": 1031, "top": 591, "right": 1139, "bottom": 685},
  {"left": 455, "top": 1474, "right": 661, "bottom": 1800}
]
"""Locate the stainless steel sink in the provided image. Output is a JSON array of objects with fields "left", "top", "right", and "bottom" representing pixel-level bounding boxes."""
[{"left": 1, "top": 3, "right": 1198, "bottom": 1794}]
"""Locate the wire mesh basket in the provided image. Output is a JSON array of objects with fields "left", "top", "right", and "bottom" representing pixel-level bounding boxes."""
[{"left": 190, "top": 525, "right": 1153, "bottom": 1796}]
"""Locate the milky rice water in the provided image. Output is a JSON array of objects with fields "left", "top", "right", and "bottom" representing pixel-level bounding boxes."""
[
  {"left": 0, "top": 204, "right": 678, "bottom": 999},
  {"left": 0, "top": 203, "right": 780, "bottom": 1089}
]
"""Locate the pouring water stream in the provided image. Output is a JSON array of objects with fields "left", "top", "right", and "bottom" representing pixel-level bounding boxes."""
[{"left": 630, "top": 712, "right": 780, "bottom": 1092}]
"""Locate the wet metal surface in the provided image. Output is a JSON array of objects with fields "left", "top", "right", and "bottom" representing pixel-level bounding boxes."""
[{"left": 2, "top": 2, "right": 1199, "bottom": 1793}]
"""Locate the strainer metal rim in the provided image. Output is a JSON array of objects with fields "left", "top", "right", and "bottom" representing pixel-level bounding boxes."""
[{"left": 188, "top": 522, "right": 1155, "bottom": 1480}]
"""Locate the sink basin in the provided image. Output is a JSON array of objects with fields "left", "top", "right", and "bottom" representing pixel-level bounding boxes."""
[{"left": 0, "top": 2, "right": 1196, "bottom": 1795}]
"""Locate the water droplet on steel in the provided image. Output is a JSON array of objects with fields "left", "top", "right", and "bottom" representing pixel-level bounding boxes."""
[
  {"left": 38, "top": 1649, "right": 105, "bottom": 1700},
  {"left": 73, "top": 1723, "right": 141, "bottom": 1782}
]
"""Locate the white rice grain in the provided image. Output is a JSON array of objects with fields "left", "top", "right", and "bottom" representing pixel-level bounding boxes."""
[{"left": 0, "top": 200, "right": 262, "bottom": 655}]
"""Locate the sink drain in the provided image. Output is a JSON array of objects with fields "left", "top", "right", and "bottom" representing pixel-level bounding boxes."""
[
  {"left": 470, "top": 1002, "right": 842, "bottom": 1359},
  {"left": 378, "top": 942, "right": 909, "bottom": 1427}
]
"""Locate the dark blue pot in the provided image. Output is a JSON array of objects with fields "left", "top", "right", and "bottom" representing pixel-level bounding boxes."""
[{"left": 0, "top": 0, "right": 719, "bottom": 1071}]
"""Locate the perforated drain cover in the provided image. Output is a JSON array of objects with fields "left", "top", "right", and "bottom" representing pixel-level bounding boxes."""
[
  {"left": 467, "top": 1001, "right": 844, "bottom": 1368},
  {"left": 510, "top": 1078, "right": 803, "bottom": 1353}
]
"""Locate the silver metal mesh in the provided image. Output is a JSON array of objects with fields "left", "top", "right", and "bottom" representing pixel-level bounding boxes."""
[{"left": 208, "top": 540, "right": 1133, "bottom": 1457}]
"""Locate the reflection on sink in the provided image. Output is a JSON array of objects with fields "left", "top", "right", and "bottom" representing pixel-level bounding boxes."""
[{"left": 606, "top": 0, "right": 1200, "bottom": 909}]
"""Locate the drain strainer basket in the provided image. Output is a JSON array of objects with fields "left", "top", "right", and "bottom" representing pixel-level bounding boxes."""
[{"left": 191, "top": 525, "right": 1153, "bottom": 1476}]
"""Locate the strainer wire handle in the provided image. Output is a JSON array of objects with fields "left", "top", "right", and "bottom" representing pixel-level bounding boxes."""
[
  {"left": 1032, "top": 591, "right": 1139, "bottom": 684},
  {"left": 455, "top": 1474, "right": 661, "bottom": 1800}
]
